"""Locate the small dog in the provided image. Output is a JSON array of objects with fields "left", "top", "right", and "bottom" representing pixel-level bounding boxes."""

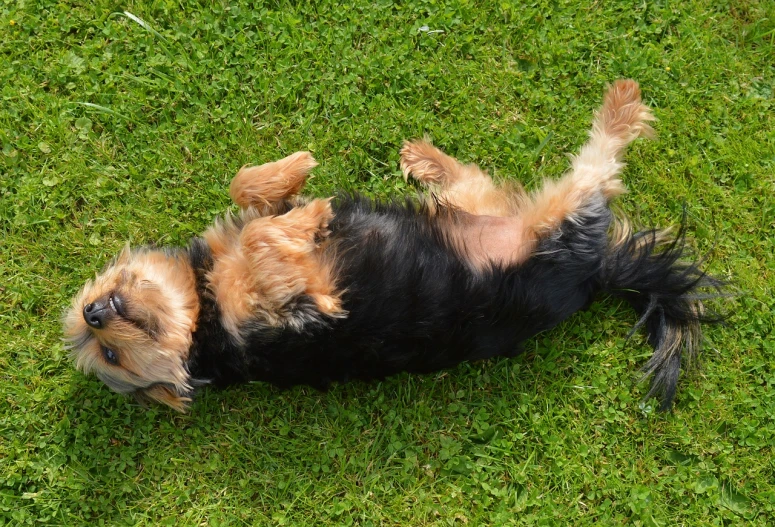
[{"left": 64, "top": 80, "right": 722, "bottom": 412}]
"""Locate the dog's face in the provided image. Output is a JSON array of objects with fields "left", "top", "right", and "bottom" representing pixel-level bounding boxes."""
[{"left": 64, "top": 246, "right": 200, "bottom": 411}]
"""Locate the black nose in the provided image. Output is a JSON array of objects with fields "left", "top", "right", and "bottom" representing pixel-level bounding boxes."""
[{"left": 83, "top": 302, "right": 108, "bottom": 329}]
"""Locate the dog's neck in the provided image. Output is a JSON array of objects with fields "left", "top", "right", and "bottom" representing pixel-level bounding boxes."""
[{"left": 185, "top": 237, "right": 238, "bottom": 385}]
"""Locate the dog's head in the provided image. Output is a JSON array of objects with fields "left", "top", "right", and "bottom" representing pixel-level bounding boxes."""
[{"left": 64, "top": 246, "right": 200, "bottom": 411}]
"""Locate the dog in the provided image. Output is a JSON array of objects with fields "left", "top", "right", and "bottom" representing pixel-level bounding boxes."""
[{"left": 64, "top": 80, "right": 723, "bottom": 412}]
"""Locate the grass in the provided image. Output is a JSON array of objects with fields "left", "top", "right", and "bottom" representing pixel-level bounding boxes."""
[{"left": 1, "top": 0, "right": 774, "bottom": 524}]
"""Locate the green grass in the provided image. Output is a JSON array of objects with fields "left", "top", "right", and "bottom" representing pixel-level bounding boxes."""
[{"left": 1, "top": 0, "right": 774, "bottom": 524}]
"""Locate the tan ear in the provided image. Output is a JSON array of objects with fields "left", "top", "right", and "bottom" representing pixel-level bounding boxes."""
[
  {"left": 114, "top": 243, "right": 133, "bottom": 265},
  {"left": 238, "top": 198, "right": 344, "bottom": 324},
  {"left": 230, "top": 151, "right": 318, "bottom": 209}
]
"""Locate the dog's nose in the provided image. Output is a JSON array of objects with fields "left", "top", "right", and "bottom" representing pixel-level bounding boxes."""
[{"left": 83, "top": 301, "right": 108, "bottom": 329}]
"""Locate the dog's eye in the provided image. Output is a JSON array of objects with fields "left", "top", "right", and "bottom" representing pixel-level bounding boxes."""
[{"left": 102, "top": 346, "right": 119, "bottom": 366}]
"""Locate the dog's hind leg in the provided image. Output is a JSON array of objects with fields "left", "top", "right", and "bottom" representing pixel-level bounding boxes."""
[
  {"left": 400, "top": 80, "right": 653, "bottom": 269},
  {"left": 399, "top": 139, "right": 524, "bottom": 217},
  {"left": 230, "top": 151, "right": 319, "bottom": 211},
  {"left": 517, "top": 79, "right": 655, "bottom": 239}
]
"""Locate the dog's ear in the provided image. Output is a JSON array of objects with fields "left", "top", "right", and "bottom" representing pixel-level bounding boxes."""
[
  {"left": 230, "top": 152, "right": 318, "bottom": 210},
  {"left": 114, "top": 243, "right": 132, "bottom": 265},
  {"left": 239, "top": 198, "right": 344, "bottom": 324}
]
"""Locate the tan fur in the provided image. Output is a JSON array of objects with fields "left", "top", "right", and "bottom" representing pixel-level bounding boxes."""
[
  {"left": 137, "top": 384, "right": 191, "bottom": 412},
  {"left": 400, "top": 139, "right": 525, "bottom": 217},
  {"left": 205, "top": 199, "right": 344, "bottom": 342},
  {"left": 399, "top": 140, "right": 531, "bottom": 268},
  {"left": 452, "top": 213, "right": 532, "bottom": 268},
  {"left": 240, "top": 198, "right": 344, "bottom": 321},
  {"left": 230, "top": 151, "right": 318, "bottom": 210},
  {"left": 519, "top": 79, "right": 654, "bottom": 237},
  {"left": 63, "top": 247, "right": 199, "bottom": 410},
  {"left": 65, "top": 152, "right": 333, "bottom": 411},
  {"left": 608, "top": 211, "right": 674, "bottom": 253}
]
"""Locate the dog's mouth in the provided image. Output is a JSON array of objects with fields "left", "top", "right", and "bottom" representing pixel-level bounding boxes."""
[
  {"left": 108, "top": 292, "right": 128, "bottom": 318},
  {"left": 84, "top": 291, "right": 161, "bottom": 339}
]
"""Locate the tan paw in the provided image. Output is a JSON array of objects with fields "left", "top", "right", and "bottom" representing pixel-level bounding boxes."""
[{"left": 230, "top": 151, "right": 318, "bottom": 208}]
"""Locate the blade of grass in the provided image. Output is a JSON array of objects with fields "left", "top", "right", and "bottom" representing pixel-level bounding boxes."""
[{"left": 70, "top": 102, "right": 140, "bottom": 124}]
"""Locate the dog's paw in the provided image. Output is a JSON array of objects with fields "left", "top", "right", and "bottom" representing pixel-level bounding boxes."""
[
  {"left": 399, "top": 139, "right": 460, "bottom": 185},
  {"left": 598, "top": 79, "right": 656, "bottom": 143},
  {"left": 237, "top": 198, "right": 339, "bottom": 317},
  {"left": 230, "top": 151, "right": 319, "bottom": 208}
]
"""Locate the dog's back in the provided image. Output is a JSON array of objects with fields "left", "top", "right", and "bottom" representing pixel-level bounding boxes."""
[
  {"left": 191, "top": 187, "right": 721, "bottom": 413},
  {"left": 204, "top": 193, "right": 611, "bottom": 389}
]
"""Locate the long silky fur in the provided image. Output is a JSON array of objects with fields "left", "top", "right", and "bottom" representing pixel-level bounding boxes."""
[
  {"left": 600, "top": 213, "right": 726, "bottom": 410},
  {"left": 178, "top": 195, "right": 726, "bottom": 412}
]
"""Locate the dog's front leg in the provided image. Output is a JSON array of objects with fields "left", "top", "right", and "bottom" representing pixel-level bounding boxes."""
[
  {"left": 229, "top": 151, "right": 318, "bottom": 210},
  {"left": 237, "top": 198, "right": 345, "bottom": 329}
]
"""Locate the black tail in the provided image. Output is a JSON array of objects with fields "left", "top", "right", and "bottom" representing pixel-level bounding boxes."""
[{"left": 600, "top": 215, "right": 726, "bottom": 411}]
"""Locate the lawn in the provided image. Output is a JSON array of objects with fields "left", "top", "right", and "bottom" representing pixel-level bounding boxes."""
[{"left": 1, "top": 0, "right": 774, "bottom": 525}]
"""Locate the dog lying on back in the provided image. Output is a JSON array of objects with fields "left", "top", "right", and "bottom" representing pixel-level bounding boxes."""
[{"left": 64, "top": 80, "right": 722, "bottom": 412}]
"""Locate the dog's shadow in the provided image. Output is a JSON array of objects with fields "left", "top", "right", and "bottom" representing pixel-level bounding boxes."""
[{"left": 54, "top": 302, "right": 647, "bottom": 521}]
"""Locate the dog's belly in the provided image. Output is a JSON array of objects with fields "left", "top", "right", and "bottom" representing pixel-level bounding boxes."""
[
  {"left": 454, "top": 213, "right": 531, "bottom": 268},
  {"left": 204, "top": 197, "right": 612, "bottom": 391}
]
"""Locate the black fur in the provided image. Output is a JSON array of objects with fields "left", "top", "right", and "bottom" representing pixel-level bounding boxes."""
[
  {"left": 600, "top": 217, "right": 725, "bottom": 410},
  {"left": 186, "top": 194, "right": 722, "bottom": 410}
]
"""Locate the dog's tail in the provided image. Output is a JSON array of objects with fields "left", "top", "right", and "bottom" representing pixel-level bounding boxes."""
[{"left": 599, "top": 215, "right": 726, "bottom": 411}]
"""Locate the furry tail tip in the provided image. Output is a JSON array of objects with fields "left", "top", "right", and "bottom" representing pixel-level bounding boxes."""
[{"left": 602, "top": 215, "right": 727, "bottom": 411}]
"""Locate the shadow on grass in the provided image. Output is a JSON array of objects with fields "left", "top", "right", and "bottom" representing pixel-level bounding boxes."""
[{"left": 47, "top": 299, "right": 686, "bottom": 523}]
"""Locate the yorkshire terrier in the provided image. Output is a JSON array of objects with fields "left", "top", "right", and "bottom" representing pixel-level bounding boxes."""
[{"left": 64, "top": 80, "right": 723, "bottom": 412}]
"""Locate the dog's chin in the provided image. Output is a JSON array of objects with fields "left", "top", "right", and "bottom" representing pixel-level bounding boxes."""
[
  {"left": 133, "top": 384, "right": 191, "bottom": 413},
  {"left": 95, "top": 372, "right": 191, "bottom": 411},
  {"left": 96, "top": 371, "right": 141, "bottom": 395}
]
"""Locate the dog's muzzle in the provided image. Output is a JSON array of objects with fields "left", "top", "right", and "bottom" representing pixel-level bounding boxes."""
[{"left": 83, "top": 301, "right": 110, "bottom": 329}]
